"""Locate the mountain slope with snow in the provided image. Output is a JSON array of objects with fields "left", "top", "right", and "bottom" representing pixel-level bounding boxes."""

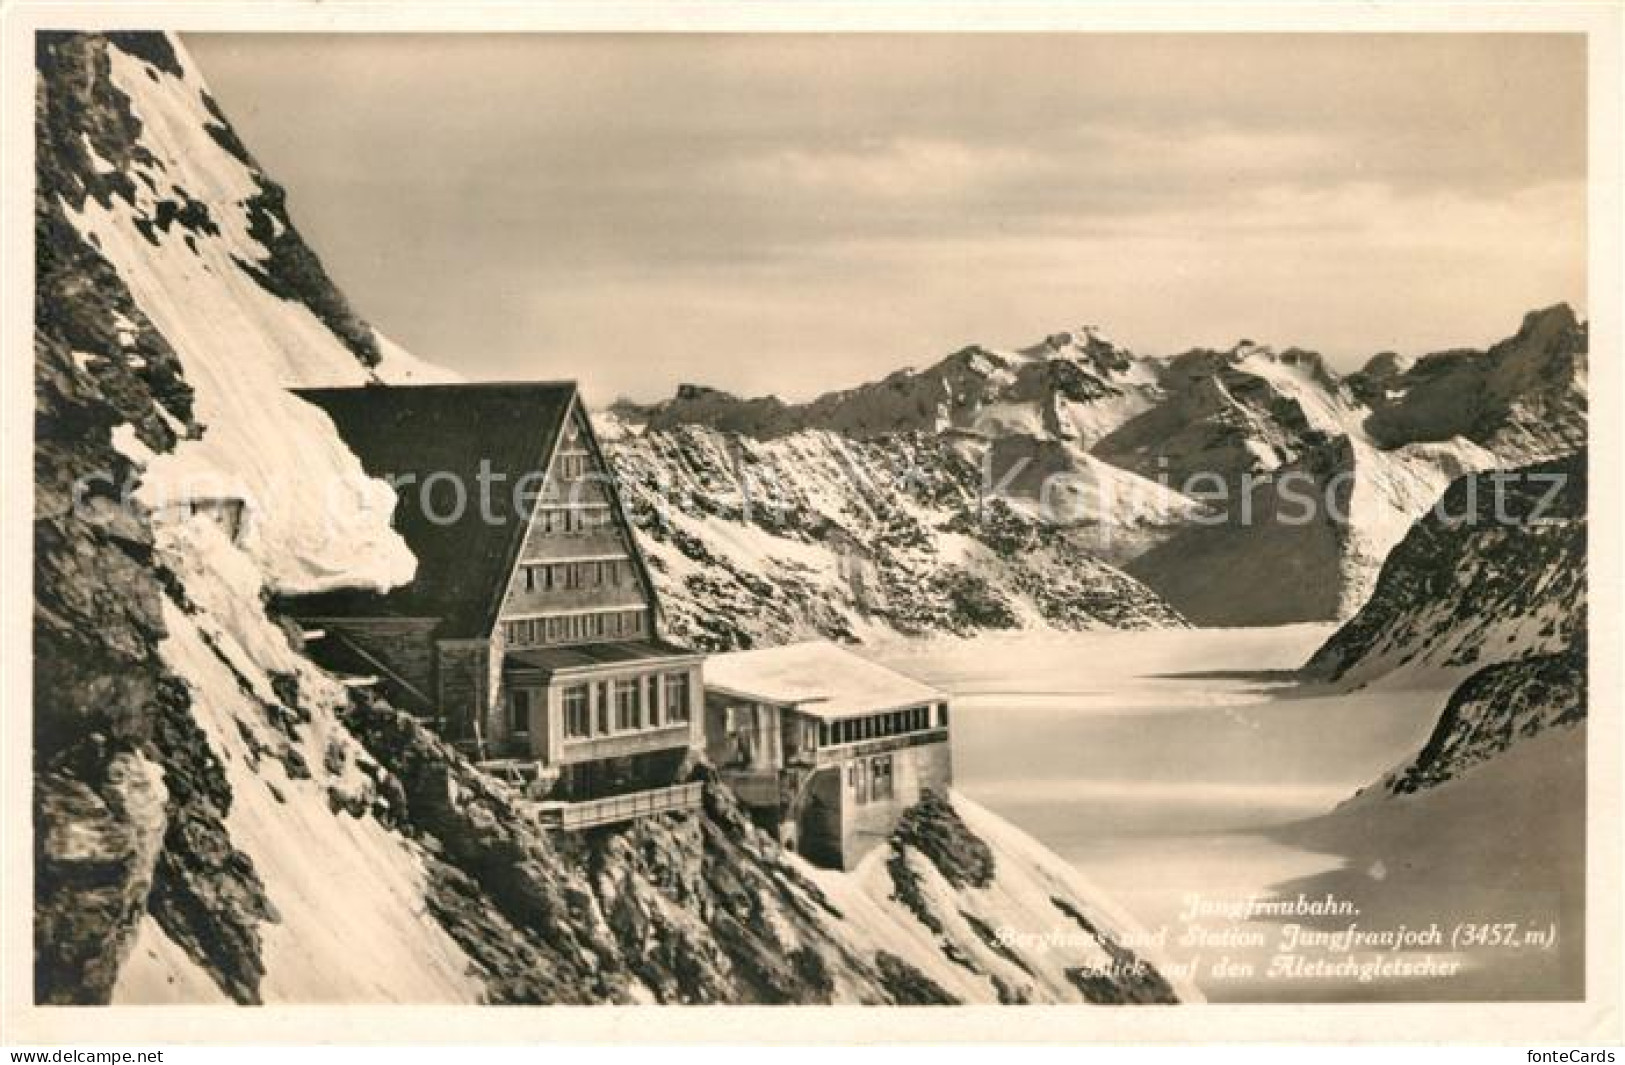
[
  {"left": 1267, "top": 451, "right": 1588, "bottom": 1000},
  {"left": 1303, "top": 451, "right": 1585, "bottom": 692},
  {"left": 34, "top": 31, "right": 1181, "bottom": 1006},
  {"left": 1353, "top": 305, "right": 1588, "bottom": 466},
  {"left": 1301, "top": 451, "right": 1586, "bottom": 802},
  {"left": 633, "top": 327, "right": 1163, "bottom": 446},
  {"left": 600, "top": 421, "right": 1185, "bottom": 650},
  {"left": 612, "top": 309, "right": 1583, "bottom": 631},
  {"left": 48, "top": 31, "right": 454, "bottom": 597}
]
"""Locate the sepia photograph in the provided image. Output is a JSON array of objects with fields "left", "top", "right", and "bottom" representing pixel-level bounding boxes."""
[{"left": 3, "top": 0, "right": 1621, "bottom": 1050}]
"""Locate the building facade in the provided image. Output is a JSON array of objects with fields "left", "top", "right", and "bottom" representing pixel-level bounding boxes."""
[
  {"left": 286, "top": 382, "right": 702, "bottom": 806},
  {"left": 703, "top": 642, "right": 953, "bottom": 869}
]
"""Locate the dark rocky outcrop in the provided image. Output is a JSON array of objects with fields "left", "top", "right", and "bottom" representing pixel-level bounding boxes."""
[
  {"left": 1303, "top": 449, "right": 1587, "bottom": 801},
  {"left": 1305, "top": 451, "right": 1586, "bottom": 685},
  {"left": 1388, "top": 644, "right": 1587, "bottom": 795},
  {"left": 1355, "top": 305, "right": 1587, "bottom": 463},
  {"left": 891, "top": 789, "right": 995, "bottom": 890},
  {"left": 1049, "top": 897, "right": 1178, "bottom": 1005}
]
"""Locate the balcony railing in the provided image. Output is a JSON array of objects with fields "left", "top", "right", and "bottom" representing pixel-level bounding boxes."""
[
  {"left": 558, "top": 721, "right": 694, "bottom": 764},
  {"left": 532, "top": 781, "right": 704, "bottom": 832},
  {"left": 811, "top": 726, "right": 949, "bottom": 766}
]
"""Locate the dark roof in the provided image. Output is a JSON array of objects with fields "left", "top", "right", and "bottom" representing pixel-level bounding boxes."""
[
  {"left": 287, "top": 381, "right": 578, "bottom": 636},
  {"left": 505, "top": 640, "right": 701, "bottom": 677}
]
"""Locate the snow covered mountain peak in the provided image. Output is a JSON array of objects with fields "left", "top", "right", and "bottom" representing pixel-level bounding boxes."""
[{"left": 605, "top": 304, "right": 1584, "bottom": 636}]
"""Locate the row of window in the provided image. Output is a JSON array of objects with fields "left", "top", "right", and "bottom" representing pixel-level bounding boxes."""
[
  {"left": 818, "top": 703, "right": 945, "bottom": 748},
  {"left": 847, "top": 754, "right": 895, "bottom": 805},
  {"left": 519, "top": 558, "right": 635, "bottom": 594},
  {"left": 503, "top": 609, "right": 647, "bottom": 648},
  {"left": 562, "top": 672, "right": 692, "bottom": 738},
  {"left": 555, "top": 452, "right": 594, "bottom": 481},
  {"left": 535, "top": 505, "right": 614, "bottom": 536}
]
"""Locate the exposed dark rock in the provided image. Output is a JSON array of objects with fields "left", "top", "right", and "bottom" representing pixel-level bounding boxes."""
[
  {"left": 1305, "top": 451, "right": 1586, "bottom": 685},
  {"left": 232, "top": 177, "right": 383, "bottom": 368},
  {"left": 1050, "top": 896, "right": 1178, "bottom": 1005},
  {"left": 144, "top": 676, "right": 276, "bottom": 1005},
  {"left": 885, "top": 791, "right": 992, "bottom": 976},
  {"left": 873, "top": 951, "right": 959, "bottom": 1005},
  {"left": 33, "top": 754, "right": 168, "bottom": 1004},
  {"left": 1390, "top": 642, "right": 1587, "bottom": 795},
  {"left": 608, "top": 427, "right": 1182, "bottom": 649},
  {"left": 892, "top": 789, "right": 996, "bottom": 889},
  {"left": 343, "top": 697, "right": 903, "bottom": 1004}
]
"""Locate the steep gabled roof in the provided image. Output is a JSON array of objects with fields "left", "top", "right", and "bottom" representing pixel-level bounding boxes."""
[{"left": 286, "top": 381, "right": 577, "bottom": 636}]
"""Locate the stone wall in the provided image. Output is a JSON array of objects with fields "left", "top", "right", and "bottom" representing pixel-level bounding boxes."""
[
  {"left": 435, "top": 639, "right": 492, "bottom": 747},
  {"left": 318, "top": 617, "right": 439, "bottom": 705}
]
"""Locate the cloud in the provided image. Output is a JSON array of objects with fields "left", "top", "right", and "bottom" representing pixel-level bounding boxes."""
[
  {"left": 721, "top": 137, "right": 1044, "bottom": 201},
  {"left": 183, "top": 32, "right": 1587, "bottom": 403}
]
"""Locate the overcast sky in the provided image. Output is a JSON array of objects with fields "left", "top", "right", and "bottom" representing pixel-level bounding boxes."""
[{"left": 184, "top": 33, "right": 1586, "bottom": 403}]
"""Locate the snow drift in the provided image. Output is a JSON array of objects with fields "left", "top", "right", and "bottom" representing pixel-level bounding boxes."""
[{"left": 56, "top": 32, "right": 454, "bottom": 596}]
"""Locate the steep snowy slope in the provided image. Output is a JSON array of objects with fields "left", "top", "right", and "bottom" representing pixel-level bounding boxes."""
[
  {"left": 1265, "top": 452, "right": 1588, "bottom": 1005},
  {"left": 804, "top": 793, "right": 1191, "bottom": 1004},
  {"left": 1113, "top": 339, "right": 1511, "bottom": 623},
  {"left": 51, "top": 32, "right": 454, "bottom": 596},
  {"left": 35, "top": 31, "right": 1181, "bottom": 1006},
  {"left": 600, "top": 329, "right": 1201, "bottom": 645},
  {"left": 1304, "top": 452, "right": 1585, "bottom": 691}
]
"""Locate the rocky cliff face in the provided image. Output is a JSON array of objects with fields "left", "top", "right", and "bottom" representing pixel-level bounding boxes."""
[
  {"left": 1303, "top": 452, "right": 1587, "bottom": 796},
  {"left": 609, "top": 311, "right": 1584, "bottom": 633},
  {"left": 1304, "top": 452, "right": 1585, "bottom": 691},
  {"left": 1384, "top": 645, "right": 1586, "bottom": 796},
  {"left": 35, "top": 31, "right": 1183, "bottom": 1006},
  {"left": 600, "top": 420, "right": 1185, "bottom": 650}
]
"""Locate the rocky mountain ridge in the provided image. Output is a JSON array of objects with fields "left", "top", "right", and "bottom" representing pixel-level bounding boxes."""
[
  {"left": 605, "top": 305, "right": 1584, "bottom": 639},
  {"left": 599, "top": 419, "right": 1187, "bottom": 651},
  {"left": 1304, "top": 452, "right": 1587, "bottom": 796}
]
